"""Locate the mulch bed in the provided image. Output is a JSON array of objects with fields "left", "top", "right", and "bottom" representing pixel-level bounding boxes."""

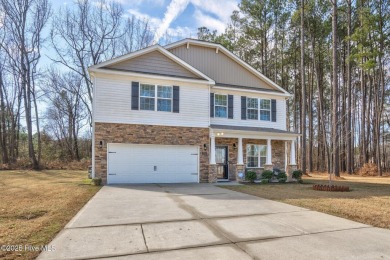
[{"left": 313, "top": 184, "right": 350, "bottom": 192}]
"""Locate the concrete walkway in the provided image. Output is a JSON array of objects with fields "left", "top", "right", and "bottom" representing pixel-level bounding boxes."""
[{"left": 38, "top": 184, "right": 390, "bottom": 260}]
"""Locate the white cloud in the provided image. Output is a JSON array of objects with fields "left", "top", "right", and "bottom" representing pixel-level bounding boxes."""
[
  {"left": 120, "top": 0, "right": 166, "bottom": 6},
  {"left": 154, "top": 0, "right": 190, "bottom": 43},
  {"left": 190, "top": 0, "right": 238, "bottom": 24},
  {"left": 127, "top": 9, "right": 162, "bottom": 29},
  {"left": 126, "top": 0, "right": 239, "bottom": 44},
  {"left": 193, "top": 9, "right": 226, "bottom": 33},
  {"left": 166, "top": 26, "right": 194, "bottom": 38}
]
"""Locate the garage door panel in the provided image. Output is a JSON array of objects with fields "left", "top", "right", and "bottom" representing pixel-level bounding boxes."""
[{"left": 107, "top": 144, "right": 199, "bottom": 184}]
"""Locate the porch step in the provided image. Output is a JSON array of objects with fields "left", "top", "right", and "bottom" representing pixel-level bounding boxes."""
[{"left": 217, "top": 179, "right": 230, "bottom": 182}]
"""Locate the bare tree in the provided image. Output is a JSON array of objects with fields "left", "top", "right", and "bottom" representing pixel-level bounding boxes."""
[
  {"left": 50, "top": 0, "right": 152, "bottom": 125},
  {"left": 44, "top": 69, "right": 87, "bottom": 161},
  {"left": 121, "top": 16, "right": 154, "bottom": 53},
  {"left": 0, "top": 0, "right": 51, "bottom": 169}
]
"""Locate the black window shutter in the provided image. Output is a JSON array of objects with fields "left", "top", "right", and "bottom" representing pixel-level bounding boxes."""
[
  {"left": 210, "top": 93, "right": 214, "bottom": 117},
  {"left": 228, "top": 95, "right": 234, "bottom": 119},
  {"left": 271, "top": 99, "right": 277, "bottom": 122},
  {"left": 241, "top": 96, "right": 246, "bottom": 120},
  {"left": 173, "top": 86, "right": 180, "bottom": 113},
  {"left": 131, "top": 82, "right": 139, "bottom": 110}
]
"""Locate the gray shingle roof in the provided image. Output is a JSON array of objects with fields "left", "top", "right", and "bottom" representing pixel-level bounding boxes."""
[{"left": 210, "top": 124, "right": 299, "bottom": 135}]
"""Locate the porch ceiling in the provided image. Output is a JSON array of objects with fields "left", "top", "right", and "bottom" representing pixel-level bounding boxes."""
[{"left": 210, "top": 124, "right": 299, "bottom": 140}]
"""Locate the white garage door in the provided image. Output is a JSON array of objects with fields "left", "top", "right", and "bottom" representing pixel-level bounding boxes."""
[{"left": 107, "top": 143, "right": 199, "bottom": 184}]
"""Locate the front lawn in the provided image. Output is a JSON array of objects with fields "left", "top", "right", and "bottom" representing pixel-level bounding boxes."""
[
  {"left": 222, "top": 173, "right": 390, "bottom": 229},
  {"left": 0, "top": 170, "right": 101, "bottom": 260}
]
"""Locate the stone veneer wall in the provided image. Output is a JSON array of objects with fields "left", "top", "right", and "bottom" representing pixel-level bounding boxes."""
[{"left": 94, "top": 122, "right": 210, "bottom": 184}]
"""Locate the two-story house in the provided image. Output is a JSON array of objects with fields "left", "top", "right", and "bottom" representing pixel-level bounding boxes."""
[{"left": 89, "top": 39, "right": 299, "bottom": 184}]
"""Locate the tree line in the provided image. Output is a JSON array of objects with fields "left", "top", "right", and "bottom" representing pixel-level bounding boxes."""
[
  {"left": 0, "top": 0, "right": 388, "bottom": 175},
  {"left": 0, "top": 0, "right": 153, "bottom": 168},
  {"left": 198, "top": 0, "right": 389, "bottom": 175}
]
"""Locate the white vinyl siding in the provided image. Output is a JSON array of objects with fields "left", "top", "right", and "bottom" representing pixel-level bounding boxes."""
[
  {"left": 94, "top": 74, "right": 209, "bottom": 127},
  {"left": 210, "top": 88, "right": 287, "bottom": 130}
]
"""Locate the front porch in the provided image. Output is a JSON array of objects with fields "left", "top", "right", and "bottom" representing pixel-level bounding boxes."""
[{"left": 208, "top": 125, "right": 299, "bottom": 182}]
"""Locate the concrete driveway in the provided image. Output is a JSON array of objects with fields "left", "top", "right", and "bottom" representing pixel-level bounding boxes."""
[{"left": 38, "top": 184, "right": 390, "bottom": 260}]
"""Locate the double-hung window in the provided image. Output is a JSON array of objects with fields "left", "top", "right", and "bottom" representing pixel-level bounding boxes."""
[
  {"left": 260, "top": 99, "right": 271, "bottom": 121},
  {"left": 246, "top": 144, "right": 267, "bottom": 168},
  {"left": 247, "top": 98, "right": 258, "bottom": 120},
  {"left": 214, "top": 94, "right": 227, "bottom": 118},
  {"left": 140, "top": 84, "right": 155, "bottom": 111},
  {"left": 246, "top": 98, "right": 271, "bottom": 121},
  {"left": 157, "top": 86, "right": 172, "bottom": 112},
  {"left": 140, "top": 84, "right": 172, "bottom": 112}
]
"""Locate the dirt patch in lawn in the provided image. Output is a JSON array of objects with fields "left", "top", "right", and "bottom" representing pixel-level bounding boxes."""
[
  {"left": 222, "top": 173, "right": 390, "bottom": 229},
  {"left": 0, "top": 170, "right": 100, "bottom": 260}
]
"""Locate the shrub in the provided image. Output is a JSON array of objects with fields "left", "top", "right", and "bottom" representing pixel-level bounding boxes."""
[
  {"left": 245, "top": 171, "right": 257, "bottom": 183},
  {"left": 277, "top": 171, "right": 287, "bottom": 180},
  {"left": 278, "top": 178, "right": 287, "bottom": 183},
  {"left": 292, "top": 170, "right": 303, "bottom": 180},
  {"left": 261, "top": 179, "right": 269, "bottom": 184},
  {"left": 261, "top": 170, "right": 273, "bottom": 180},
  {"left": 92, "top": 178, "right": 102, "bottom": 186}
]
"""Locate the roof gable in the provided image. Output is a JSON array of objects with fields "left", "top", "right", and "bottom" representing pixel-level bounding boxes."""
[
  {"left": 89, "top": 45, "right": 214, "bottom": 83},
  {"left": 105, "top": 50, "right": 200, "bottom": 79},
  {"left": 165, "top": 39, "right": 290, "bottom": 95}
]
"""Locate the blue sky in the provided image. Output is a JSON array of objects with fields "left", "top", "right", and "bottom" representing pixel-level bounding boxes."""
[{"left": 54, "top": 0, "right": 240, "bottom": 43}]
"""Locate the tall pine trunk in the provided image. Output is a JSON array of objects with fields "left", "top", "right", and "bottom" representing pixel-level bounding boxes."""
[
  {"left": 346, "top": 0, "right": 353, "bottom": 174},
  {"left": 300, "top": 0, "right": 307, "bottom": 174},
  {"left": 332, "top": 0, "right": 340, "bottom": 177}
]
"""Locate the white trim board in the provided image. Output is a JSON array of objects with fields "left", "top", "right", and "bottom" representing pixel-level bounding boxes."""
[{"left": 89, "top": 68, "right": 214, "bottom": 85}]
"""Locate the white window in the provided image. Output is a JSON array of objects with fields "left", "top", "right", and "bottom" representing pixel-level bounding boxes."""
[
  {"left": 157, "top": 85, "right": 172, "bottom": 112},
  {"left": 260, "top": 99, "right": 271, "bottom": 121},
  {"left": 214, "top": 94, "right": 227, "bottom": 118},
  {"left": 246, "top": 144, "right": 267, "bottom": 168},
  {"left": 140, "top": 84, "right": 155, "bottom": 111},
  {"left": 246, "top": 98, "right": 271, "bottom": 121},
  {"left": 247, "top": 98, "right": 258, "bottom": 120},
  {"left": 140, "top": 84, "right": 172, "bottom": 112}
]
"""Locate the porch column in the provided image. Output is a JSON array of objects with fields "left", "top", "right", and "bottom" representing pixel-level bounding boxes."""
[
  {"left": 237, "top": 137, "right": 244, "bottom": 165},
  {"left": 210, "top": 133, "right": 216, "bottom": 164},
  {"left": 266, "top": 138, "right": 272, "bottom": 165},
  {"left": 285, "top": 141, "right": 288, "bottom": 172},
  {"left": 290, "top": 139, "right": 296, "bottom": 165}
]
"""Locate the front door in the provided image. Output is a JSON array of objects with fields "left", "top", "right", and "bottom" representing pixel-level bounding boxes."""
[{"left": 216, "top": 146, "right": 228, "bottom": 179}]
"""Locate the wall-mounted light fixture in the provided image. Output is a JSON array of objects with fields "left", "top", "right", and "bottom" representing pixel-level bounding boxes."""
[
  {"left": 203, "top": 144, "right": 208, "bottom": 151},
  {"left": 216, "top": 132, "right": 224, "bottom": 136},
  {"left": 99, "top": 140, "right": 103, "bottom": 149},
  {"left": 233, "top": 143, "right": 237, "bottom": 150}
]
